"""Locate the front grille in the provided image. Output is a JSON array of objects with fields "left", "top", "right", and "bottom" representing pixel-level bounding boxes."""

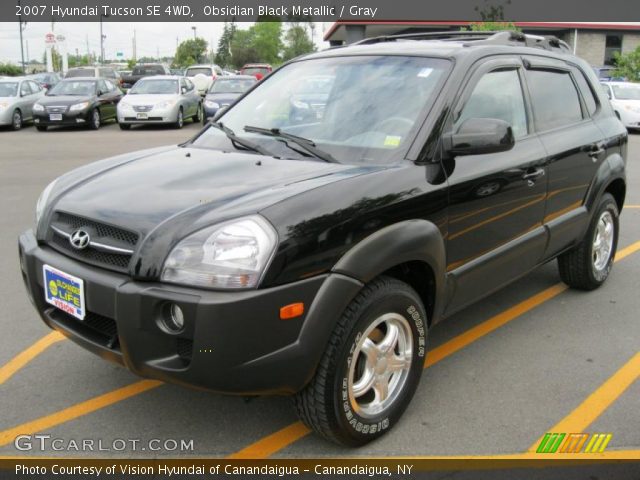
[
  {"left": 55, "top": 212, "right": 138, "bottom": 246},
  {"left": 46, "top": 106, "right": 68, "bottom": 114},
  {"left": 47, "top": 212, "right": 139, "bottom": 273},
  {"left": 49, "top": 308, "right": 120, "bottom": 350},
  {"left": 133, "top": 105, "right": 153, "bottom": 112}
]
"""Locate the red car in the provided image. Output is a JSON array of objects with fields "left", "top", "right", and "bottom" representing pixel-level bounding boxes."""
[{"left": 240, "top": 63, "right": 272, "bottom": 80}]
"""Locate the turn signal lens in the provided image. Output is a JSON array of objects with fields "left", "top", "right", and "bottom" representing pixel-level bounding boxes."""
[{"left": 280, "top": 303, "right": 304, "bottom": 320}]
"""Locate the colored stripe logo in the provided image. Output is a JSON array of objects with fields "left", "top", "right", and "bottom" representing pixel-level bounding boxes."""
[{"left": 536, "top": 433, "right": 612, "bottom": 453}]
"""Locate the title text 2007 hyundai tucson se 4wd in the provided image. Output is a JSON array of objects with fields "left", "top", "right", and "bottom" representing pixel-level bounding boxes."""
[{"left": 19, "top": 32, "right": 627, "bottom": 446}]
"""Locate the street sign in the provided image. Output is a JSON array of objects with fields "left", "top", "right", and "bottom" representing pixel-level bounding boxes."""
[
  {"left": 45, "top": 33, "right": 56, "bottom": 45},
  {"left": 56, "top": 34, "right": 65, "bottom": 43},
  {"left": 116, "top": 51, "right": 124, "bottom": 58}
]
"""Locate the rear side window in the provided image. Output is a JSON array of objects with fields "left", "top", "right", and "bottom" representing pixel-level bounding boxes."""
[
  {"left": 573, "top": 70, "right": 598, "bottom": 116},
  {"left": 527, "top": 70, "right": 583, "bottom": 130},
  {"left": 457, "top": 69, "right": 528, "bottom": 139}
]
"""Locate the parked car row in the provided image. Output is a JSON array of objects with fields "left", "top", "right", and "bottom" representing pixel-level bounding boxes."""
[{"left": 0, "top": 73, "right": 259, "bottom": 131}]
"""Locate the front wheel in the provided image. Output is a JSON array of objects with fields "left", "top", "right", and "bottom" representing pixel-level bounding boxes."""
[
  {"left": 294, "top": 276, "right": 427, "bottom": 446},
  {"left": 193, "top": 104, "right": 201, "bottom": 123},
  {"left": 12, "top": 109, "right": 22, "bottom": 130},
  {"left": 89, "top": 109, "right": 101, "bottom": 130},
  {"left": 36, "top": 125, "right": 47, "bottom": 132},
  {"left": 558, "top": 193, "right": 619, "bottom": 290},
  {"left": 174, "top": 108, "right": 184, "bottom": 129}
]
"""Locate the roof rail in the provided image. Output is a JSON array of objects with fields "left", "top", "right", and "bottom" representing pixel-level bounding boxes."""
[{"left": 354, "top": 30, "right": 571, "bottom": 53}]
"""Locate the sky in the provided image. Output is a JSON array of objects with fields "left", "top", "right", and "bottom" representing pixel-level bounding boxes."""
[{"left": 0, "top": 21, "right": 331, "bottom": 64}]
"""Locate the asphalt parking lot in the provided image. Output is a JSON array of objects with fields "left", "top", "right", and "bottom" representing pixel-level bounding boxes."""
[{"left": 0, "top": 122, "right": 639, "bottom": 459}]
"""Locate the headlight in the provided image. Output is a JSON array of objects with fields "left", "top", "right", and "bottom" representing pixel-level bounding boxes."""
[
  {"left": 161, "top": 215, "right": 277, "bottom": 289},
  {"left": 155, "top": 100, "right": 176, "bottom": 109},
  {"left": 69, "top": 101, "right": 89, "bottom": 111},
  {"left": 623, "top": 104, "right": 640, "bottom": 113},
  {"left": 35, "top": 178, "right": 58, "bottom": 227},
  {"left": 33, "top": 103, "right": 45, "bottom": 112},
  {"left": 204, "top": 100, "right": 219, "bottom": 109},
  {"left": 0, "top": 102, "right": 8, "bottom": 110},
  {"left": 119, "top": 101, "right": 131, "bottom": 109}
]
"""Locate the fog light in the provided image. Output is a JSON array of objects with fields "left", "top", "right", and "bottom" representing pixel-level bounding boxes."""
[{"left": 160, "top": 303, "right": 185, "bottom": 333}]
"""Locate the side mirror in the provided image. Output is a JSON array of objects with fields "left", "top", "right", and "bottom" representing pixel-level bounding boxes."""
[
  {"left": 444, "top": 118, "right": 515, "bottom": 156},
  {"left": 181, "top": 87, "right": 187, "bottom": 94}
]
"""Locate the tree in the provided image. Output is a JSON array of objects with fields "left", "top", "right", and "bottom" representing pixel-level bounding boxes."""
[
  {"left": 252, "top": 18, "right": 283, "bottom": 65},
  {"left": 612, "top": 46, "right": 640, "bottom": 82},
  {"left": 230, "top": 29, "right": 259, "bottom": 68},
  {"left": 215, "top": 21, "right": 236, "bottom": 68},
  {"left": 0, "top": 63, "right": 23, "bottom": 76},
  {"left": 173, "top": 38, "right": 208, "bottom": 68},
  {"left": 467, "top": 22, "right": 519, "bottom": 32},
  {"left": 282, "top": 24, "right": 316, "bottom": 61},
  {"left": 466, "top": 0, "right": 519, "bottom": 32}
]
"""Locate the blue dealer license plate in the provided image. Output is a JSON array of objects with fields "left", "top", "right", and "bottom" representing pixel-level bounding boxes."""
[{"left": 43, "top": 265, "right": 85, "bottom": 320}]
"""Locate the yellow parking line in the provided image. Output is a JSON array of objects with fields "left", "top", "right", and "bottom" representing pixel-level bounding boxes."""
[
  {"left": 227, "top": 422, "right": 311, "bottom": 459},
  {"left": 528, "top": 352, "right": 640, "bottom": 452},
  {"left": 226, "top": 239, "right": 640, "bottom": 459},
  {"left": 0, "top": 332, "right": 65, "bottom": 386},
  {"left": 624, "top": 205, "right": 640, "bottom": 208},
  {"left": 0, "top": 380, "right": 162, "bottom": 448}
]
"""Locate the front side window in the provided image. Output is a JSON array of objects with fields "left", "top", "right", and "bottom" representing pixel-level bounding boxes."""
[
  {"left": 192, "top": 56, "right": 451, "bottom": 165},
  {"left": 456, "top": 69, "right": 528, "bottom": 139},
  {"left": 0, "top": 82, "right": 18, "bottom": 97},
  {"left": 527, "top": 70, "right": 583, "bottom": 131}
]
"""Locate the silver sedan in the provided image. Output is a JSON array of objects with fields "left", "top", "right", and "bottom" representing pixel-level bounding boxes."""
[
  {"left": 117, "top": 75, "right": 201, "bottom": 129},
  {"left": 0, "top": 77, "right": 45, "bottom": 130}
]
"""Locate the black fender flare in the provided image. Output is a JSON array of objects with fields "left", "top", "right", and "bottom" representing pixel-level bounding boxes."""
[
  {"left": 585, "top": 153, "right": 626, "bottom": 216},
  {"left": 332, "top": 219, "right": 447, "bottom": 322}
]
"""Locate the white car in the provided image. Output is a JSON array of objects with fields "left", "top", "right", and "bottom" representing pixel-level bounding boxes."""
[
  {"left": 0, "top": 77, "right": 45, "bottom": 130},
  {"left": 601, "top": 81, "right": 640, "bottom": 130},
  {"left": 184, "top": 64, "right": 223, "bottom": 96},
  {"left": 117, "top": 75, "right": 201, "bottom": 129}
]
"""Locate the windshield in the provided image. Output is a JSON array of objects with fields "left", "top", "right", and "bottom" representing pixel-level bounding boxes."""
[
  {"left": 210, "top": 78, "right": 255, "bottom": 94},
  {"left": 192, "top": 56, "right": 450, "bottom": 165},
  {"left": 129, "top": 79, "right": 178, "bottom": 94},
  {"left": 186, "top": 67, "right": 212, "bottom": 76},
  {"left": 48, "top": 80, "right": 96, "bottom": 96},
  {"left": 66, "top": 69, "right": 95, "bottom": 78},
  {"left": 612, "top": 85, "right": 640, "bottom": 100},
  {"left": 0, "top": 82, "right": 18, "bottom": 97}
]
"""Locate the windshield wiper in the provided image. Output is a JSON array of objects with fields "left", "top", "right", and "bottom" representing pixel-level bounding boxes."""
[
  {"left": 210, "top": 122, "right": 275, "bottom": 157},
  {"left": 243, "top": 125, "right": 338, "bottom": 163}
]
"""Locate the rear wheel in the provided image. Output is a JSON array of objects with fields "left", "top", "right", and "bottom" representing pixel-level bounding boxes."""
[
  {"left": 558, "top": 193, "right": 619, "bottom": 290},
  {"left": 89, "top": 109, "right": 101, "bottom": 130},
  {"left": 12, "top": 109, "right": 22, "bottom": 130},
  {"left": 293, "top": 276, "right": 427, "bottom": 446}
]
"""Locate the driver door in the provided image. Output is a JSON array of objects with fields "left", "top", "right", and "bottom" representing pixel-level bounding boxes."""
[{"left": 443, "top": 58, "right": 549, "bottom": 315}]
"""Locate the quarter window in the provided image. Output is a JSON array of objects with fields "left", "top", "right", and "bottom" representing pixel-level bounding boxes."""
[
  {"left": 526, "top": 70, "right": 583, "bottom": 130},
  {"left": 574, "top": 71, "right": 598, "bottom": 116},
  {"left": 457, "top": 69, "right": 528, "bottom": 139}
]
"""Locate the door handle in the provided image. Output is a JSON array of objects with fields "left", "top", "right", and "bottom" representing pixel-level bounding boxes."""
[
  {"left": 588, "top": 143, "right": 606, "bottom": 158},
  {"left": 522, "top": 168, "right": 544, "bottom": 183}
]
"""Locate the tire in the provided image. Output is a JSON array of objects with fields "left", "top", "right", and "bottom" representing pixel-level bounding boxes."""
[
  {"left": 193, "top": 104, "right": 201, "bottom": 123},
  {"left": 174, "top": 108, "right": 184, "bottom": 129},
  {"left": 89, "top": 109, "right": 101, "bottom": 130},
  {"left": 36, "top": 125, "right": 47, "bottom": 132},
  {"left": 558, "top": 193, "right": 619, "bottom": 290},
  {"left": 12, "top": 109, "right": 22, "bottom": 131},
  {"left": 293, "top": 276, "right": 427, "bottom": 446},
  {"left": 119, "top": 123, "right": 131, "bottom": 130}
]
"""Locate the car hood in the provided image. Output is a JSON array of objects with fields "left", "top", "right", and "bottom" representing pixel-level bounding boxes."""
[
  {"left": 123, "top": 93, "right": 177, "bottom": 105},
  {"left": 613, "top": 99, "right": 640, "bottom": 107},
  {"left": 52, "top": 146, "right": 384, "bottom": 241},
  {"left": 39, "top": 95, "right": 94, "bottom": 106},
  {"left": 205, "top": 93, "right": 241, "bottom": 105}
]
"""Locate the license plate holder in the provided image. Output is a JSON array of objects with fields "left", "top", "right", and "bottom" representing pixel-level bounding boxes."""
[
  {"left": 136, "top": 112, "right": 148, "bottom": 119},
  {"left": 43, "top": 264, "right": 85, "bottom": 320},
  {"left": 49, "top": 113, "right": 62, "bottom": 121}
]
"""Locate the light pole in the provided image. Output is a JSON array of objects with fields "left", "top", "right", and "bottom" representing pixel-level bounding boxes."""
[
  {"left": 192, "top": 26, "right": 197, "bottom": 40},
  {"left": 18, "top": 0, "right": 26, "bottom": 73},
  {"left": 100, "top": 13, "right": 109, "bottom": 64}
]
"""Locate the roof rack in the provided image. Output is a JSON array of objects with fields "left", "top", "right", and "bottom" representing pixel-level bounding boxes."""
[{"left": 354, "top": 30, "right": 571, "bottom": 53}]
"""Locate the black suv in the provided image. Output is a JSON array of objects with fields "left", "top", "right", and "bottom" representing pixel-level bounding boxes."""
[{"left": 19, "top": 32, "right": 627, "bottom": 446}]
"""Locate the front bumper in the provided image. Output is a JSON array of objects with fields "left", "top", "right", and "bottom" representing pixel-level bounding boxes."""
[
  {"left": 33, "top": 109, "right": 91, "bottom": 127},
  {"left": 118, "top": 107, "right": 177, "bottom": 124},
  {"left": 0, "top": 108, "right": 14, "bottom": 125},
  {"left": 19, "top": 229, "right": 362, "bottom": 395}
]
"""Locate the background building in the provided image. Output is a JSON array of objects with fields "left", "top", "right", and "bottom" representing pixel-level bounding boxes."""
[{"left": 324, "top": 22, "right": 640, "bottom": 66}]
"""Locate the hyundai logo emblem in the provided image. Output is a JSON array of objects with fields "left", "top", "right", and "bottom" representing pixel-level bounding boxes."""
[{"left": 70, "top": 229, "right": 90, "bottom": 250}]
